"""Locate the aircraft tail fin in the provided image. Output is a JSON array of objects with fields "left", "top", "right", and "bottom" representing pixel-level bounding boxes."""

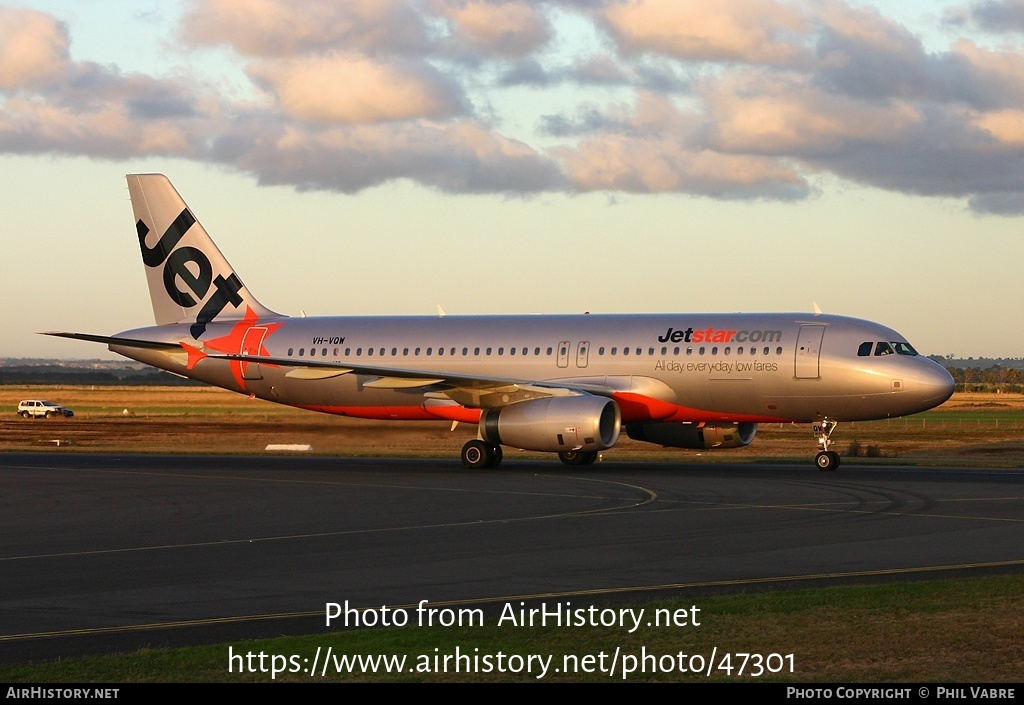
[{"left": 127, "top": 173, "right": 282, "bottom": 337}]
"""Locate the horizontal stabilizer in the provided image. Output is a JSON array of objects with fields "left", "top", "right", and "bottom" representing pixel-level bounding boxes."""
[{"left": 41, "top": 332, "right": 184, "bottom": 350}]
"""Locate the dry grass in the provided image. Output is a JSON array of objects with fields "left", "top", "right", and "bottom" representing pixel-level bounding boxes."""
[{"left": 2, "top": 386, "right": 1023, "bottom": 465}]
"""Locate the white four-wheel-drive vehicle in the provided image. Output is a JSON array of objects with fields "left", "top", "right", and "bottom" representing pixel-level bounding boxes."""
[{"left": 17, "top": 400, "right": 74, "bottom": 418}]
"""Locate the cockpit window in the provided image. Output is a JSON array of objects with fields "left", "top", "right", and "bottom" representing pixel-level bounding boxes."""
[
  {"left": 874, "top": 341, "right": 895, "bottom": 356},
  {"left": 891, "top": 341, "right": 918, "bottom": 356},
  {"left": 857, "top": 342, "right": 872, "bottom": 357}
]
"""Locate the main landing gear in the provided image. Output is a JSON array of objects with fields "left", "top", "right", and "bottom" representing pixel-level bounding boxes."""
[
  {"left": 558, "top": 450, "right": 598, "bottom": 466},
  {"left": 813, "top": 419, "right": 840, "bottom": 471},
  {"left": 461, "top": 439, "right": 503, "bottom": 468}
]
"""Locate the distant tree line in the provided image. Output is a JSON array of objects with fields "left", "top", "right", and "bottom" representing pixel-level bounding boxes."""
[
  {"left": 945, "top": 365, "right": 1023, "bottom": 393},
  {"left": 0, "top": 366, "right": 200, "bottom": 386}
]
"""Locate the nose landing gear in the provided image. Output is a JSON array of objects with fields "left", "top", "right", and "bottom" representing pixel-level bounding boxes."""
[{"left": 813, "top": 419, "right": 840, "bottom": 471}]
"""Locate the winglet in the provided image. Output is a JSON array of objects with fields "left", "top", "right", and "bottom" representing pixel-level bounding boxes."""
[{"left": 180, "top": 342, "right": 208, "bottom": 370}]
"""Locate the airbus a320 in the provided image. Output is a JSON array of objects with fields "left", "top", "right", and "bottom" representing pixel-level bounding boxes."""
[{"left": 48, "top": 174, "right": 955, "bottom": 470}]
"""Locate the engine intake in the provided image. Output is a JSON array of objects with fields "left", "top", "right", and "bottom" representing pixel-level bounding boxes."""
[
  {"left": 625, "top": 422, "right": 757, "bottom": 449},
  {"left": 480, "top": 396, "right": 621, "bottom": 453}
]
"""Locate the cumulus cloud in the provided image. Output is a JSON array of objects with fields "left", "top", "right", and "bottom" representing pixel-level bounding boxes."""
[
  {"left": 960, "top": 0, "right": 1024, "bottom": 32},
  {"left": 549, "top": 92, "right": 810, "bottom": 198},
  {"left": 701, "top": 71, "right": 925, "bottom": 155},
  {"left": 247, "top": 54, "right": 466, "bottom": 123},
  {"left": 4, "top": 1, "right": 1024, "bottom": 210},
  {"left": 596, "top": 0, "right": 811, "bottom": 66},
  {"left": 0, "top": 8, "right": 70, "bottom": 89},
  {"left": 228, "top": 120, "right": 566, "bottom": 193},
  {"left": 437, "top": 0, "right": 552, "bottom": 57},
  {"left": 181, "top": 0, "right": 430, "bottom": 56}
]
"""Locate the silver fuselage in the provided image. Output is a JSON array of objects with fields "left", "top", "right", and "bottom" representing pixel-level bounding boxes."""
[{"left": 114, "top": 311, "right": 954, "bottom": 425}]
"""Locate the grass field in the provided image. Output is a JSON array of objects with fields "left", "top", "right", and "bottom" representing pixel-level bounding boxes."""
[{"left": 3, "top": 385, "right": 1024, "bottom": 465}]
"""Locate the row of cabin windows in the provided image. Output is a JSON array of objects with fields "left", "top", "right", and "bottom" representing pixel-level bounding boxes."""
[
  {"left": 857, "top": 341, "right": 919, "bottom": 357},
  {"left": 285, "top": 345, "right": 785, "bottom": 358},
  {"left": 599, "top": 346, "right": 783, "bottom": 357},
  {"left": 287, "top": 346, "right": 555, "bottom": 358}
]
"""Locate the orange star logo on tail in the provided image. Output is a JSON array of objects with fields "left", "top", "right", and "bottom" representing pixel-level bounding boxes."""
[{"left": 203, "top": 306, "right": 284, "bottom": 390}]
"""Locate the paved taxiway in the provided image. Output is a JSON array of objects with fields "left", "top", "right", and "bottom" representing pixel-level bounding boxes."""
[{"left": 1, "top": 452, "right": 1023, "bottom": 663}]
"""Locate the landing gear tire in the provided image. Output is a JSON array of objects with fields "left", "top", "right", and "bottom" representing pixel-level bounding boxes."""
[
  {"left": 558, "top": 450, "right": 598, "bottom": 466},
  {"left": 461, "top": 440, "right": 502, "bottom": 469},
  {"left": 815, "top": 450, "right": 840, "bottom": 471}
]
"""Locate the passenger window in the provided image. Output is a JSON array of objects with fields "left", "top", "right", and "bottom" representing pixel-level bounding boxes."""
[
  {"left": 287, "top": 348, "right": 294, "bottom": 356},
  {"left": 450, "top": 348, "right": 455, "bottom": 356},
  {"left": 323, "top": 348, "right": 328, "bottom": 356},
  {"left": 776, "top": 347, "right": 782, "bottom": 355},
  {"left": 438, "top": 348, "right": 444, "bottom": 356},
  {"left": 345, "top": 348, "right": 351, "bottom": 356},
  {"left": 699, "top": 347, "right": 706, "bottom": 355},
  {"left": 300, "top": 348, "right": 306, "bottom": 356},
  {"left": 649, "top": 347, "right": 655, "bottom": 355},
  {"left": 875, "top": 342, "right": 895, "bottom": 356},
  {"left": 486, "top": 347, "right": 492, "bottom": 355},
  {"left": 427, "top": 348, "right": 432, "bottom": 355},
  {"left": 534, "top": 347, "right": 540, "bottom": 355},
  {"left": 391, "top": 348, "right": 397, "bottom": 356},
  {"left": 523, "top": 347, "right": 528, "bottom": 355},
  {"left": 498, "top": 347, "right": 504, "bottom": 355},
  {"left": 510, "top": 347, "right": 516, "bottom": 355},
  {"left": 623, "top": 347, "right": 630, "bottom": 356},
  {"left": 474, "top": 347, "right": 480, "bottom": 355},
  {"left": 737, "top": 347, "right": 743, "bottom": 355},
  {"left": 403, "top": 348, "right": 409, "bottom": 355},
  {"left": 674, "top": 347, "right": 680, "bottom": 355},
  {"left": 462, "top": 347, "right": 468, "bottom": 356},
  {"left": 310, "top": 348, "right": 316, "bottom": 357},
  {"left": 415, "top": 347, "right": 421, "bottom": 355},
  {"left": 546, "top": 347, "right": 553, "bottom": 355},
  {"left": 724, "top": 347, "right": 731, "bottom": 355},
  {"left": 686, "top": 347, "right": 692, "bottom": 356},
  {"left": 611, "top": 347, "right": 617, "bottom": 355},
  {"left": 763, "top": 347, "right": 769, "bottom": 355}
]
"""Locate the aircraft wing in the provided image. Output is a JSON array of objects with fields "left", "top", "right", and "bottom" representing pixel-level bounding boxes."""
[{"left": 203, "top": 350, "right": 618, "bottom": 408}]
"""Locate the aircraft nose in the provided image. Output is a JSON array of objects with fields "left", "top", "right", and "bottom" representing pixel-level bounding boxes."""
[{"left": 912, "top": 360, "right": 955, "bottom": 408}]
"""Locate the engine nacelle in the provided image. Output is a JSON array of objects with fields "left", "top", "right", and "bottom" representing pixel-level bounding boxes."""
[
  {"left": 625, "top": 422, "right": 757, "bottom": 449},
  {"left": 480, "top": 396, "right": 621, "bottom": 453}
]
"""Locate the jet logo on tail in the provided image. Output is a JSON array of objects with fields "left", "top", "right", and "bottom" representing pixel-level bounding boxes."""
[{"left": 137, "top": 209, "right": 244, "bottom": 338}]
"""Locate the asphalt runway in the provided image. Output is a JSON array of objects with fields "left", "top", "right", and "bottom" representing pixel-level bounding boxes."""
[{"left": 2, "top": 452, "right": 1023, "bottom": 663}]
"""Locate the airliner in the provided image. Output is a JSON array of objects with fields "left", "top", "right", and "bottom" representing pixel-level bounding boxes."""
[{"left": 47, "top": 174, "right": 955, "bottom": 470}]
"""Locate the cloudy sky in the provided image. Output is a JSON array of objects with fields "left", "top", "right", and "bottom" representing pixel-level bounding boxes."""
[{"left": 2, "top": 0, "right": 1023, "bottom": 359}]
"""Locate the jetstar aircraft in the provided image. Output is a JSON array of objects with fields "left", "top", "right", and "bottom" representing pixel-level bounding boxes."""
[{"left": 47, "top": 174, "right": 955, "bottom": 470}]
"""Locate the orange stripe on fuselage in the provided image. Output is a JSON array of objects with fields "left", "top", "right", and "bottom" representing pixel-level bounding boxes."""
[
  {"left": 611, "top": 392, "right": 791, "bottom": 424},
  {"left": 299, "top": 397, "right": 788, "bottom": 425}
]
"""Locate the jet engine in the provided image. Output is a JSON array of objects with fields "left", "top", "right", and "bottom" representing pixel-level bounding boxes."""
[
  {"left": 625, "top": 421, "right": 757, "bottom": 449},
  {"left": 480, "top": 396, "right": 621, "bottom": 453}
]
